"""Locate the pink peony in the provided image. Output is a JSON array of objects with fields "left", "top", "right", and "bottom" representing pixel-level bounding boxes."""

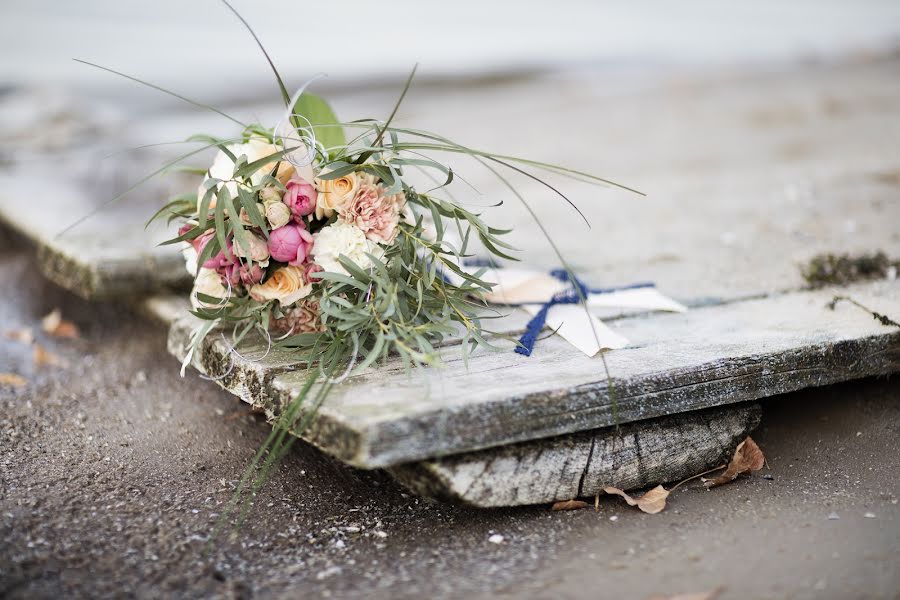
[
  {"left": 283, "top": 178, "right": 317, "bottom": 220},
  {"left": 267, "top": 223, "right": 314, "bottom": 265},
  {"left": 340, "top": 183, "right": 404, "bottom": 243}
]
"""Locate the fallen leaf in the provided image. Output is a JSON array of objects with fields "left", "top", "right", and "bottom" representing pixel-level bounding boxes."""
[
  {"left": 647, "top": 587, "right": 723, "bottom": 600},
  {"left": 33, "top": 343, "right": 66, "bottom": 367},
  {"left": 41, "top": 309, "right": 80, "bottom": 339},
  {"left": 552, "top": 499, "right": 589, "bottom": 511},
  {"left": 0, "top": 373, "right": 27, "bottom": 388},
  {"left": 4, "top": 328, "right": 34, "bottom": 345},
  {"left": 603, "top": 485, "right": 670, "bottom": 514},
  {"left": 702, "top": 437, "right": 765, "bottom": 488}
]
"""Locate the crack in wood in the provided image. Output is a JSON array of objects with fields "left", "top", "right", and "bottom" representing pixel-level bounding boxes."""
[{"left": 576, "top": 436, "right": 597, "bottom": 498}]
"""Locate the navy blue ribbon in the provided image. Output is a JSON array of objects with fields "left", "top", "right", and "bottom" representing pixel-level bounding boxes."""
[{"left": 515, "top": 269, "right": 655, "bottom": 357}]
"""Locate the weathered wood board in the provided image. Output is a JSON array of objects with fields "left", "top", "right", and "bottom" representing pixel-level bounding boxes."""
[
  {"left": 0, "top": 165, "right": 190, "bottom": 299},
  {"left": 390, "top": 403, "right": 762, "bottom": 507},
  {"left": 157, "top": 279, "right": 899, "bottom": 469}
]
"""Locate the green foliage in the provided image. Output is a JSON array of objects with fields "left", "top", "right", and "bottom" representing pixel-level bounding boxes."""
[{"left": 291, "top": 93, "right": 347, "bottom": 157}]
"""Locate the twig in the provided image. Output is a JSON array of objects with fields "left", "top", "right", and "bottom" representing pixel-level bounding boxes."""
[{"left": 827, "top": 295, "right": 899, "bottom": 328}]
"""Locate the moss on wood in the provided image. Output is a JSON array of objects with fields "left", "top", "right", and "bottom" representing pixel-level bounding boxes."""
[{"left": 802, "top": 252, "right": 898, "bottom": 288}]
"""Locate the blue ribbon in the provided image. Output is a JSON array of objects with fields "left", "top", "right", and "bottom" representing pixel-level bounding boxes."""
[{"left": 515, "top": 269, "right": 655, "bottom": 357}]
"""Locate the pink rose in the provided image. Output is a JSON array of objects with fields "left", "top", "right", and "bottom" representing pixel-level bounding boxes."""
[
  {"left": 340, "top": 183, "right": 404, "bottom": 244},
  {"left": 304, "top": 262, "right": 323, "bottom": 281},
  {"left": 180, "top": 228, "right": 221, "bottom": 269},
  {"left": 202, "top": 236, "right": 231, "bottom": 270},
  {"left": 223, "top": 262, "right": 265, "bottom": 287},
  {"left": 267, "top": 223, "right": 314, "bottom": 264},
  {"left": 283, "top": 178, "right": 317, "bottom": 220}
]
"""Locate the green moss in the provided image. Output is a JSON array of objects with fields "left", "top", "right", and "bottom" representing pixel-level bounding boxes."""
[{"left": 802, "top": 252, "right": 899, "bottom": 288}]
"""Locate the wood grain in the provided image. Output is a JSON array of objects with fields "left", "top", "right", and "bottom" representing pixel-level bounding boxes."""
[{"left": 390, "top": 403, "right": 761, "bottom": 507}]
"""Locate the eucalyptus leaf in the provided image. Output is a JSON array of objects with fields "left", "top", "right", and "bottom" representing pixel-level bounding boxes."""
[{"left": 291, "top": 93, "right": 346, "bottom": 157}]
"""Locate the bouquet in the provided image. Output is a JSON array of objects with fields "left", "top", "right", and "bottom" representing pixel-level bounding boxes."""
[
  {"left": 166, "top": 83, "right": 518, "bottom": 377},
  {"left": 156, "top": 77, "right": 635, "bottom": 382}
]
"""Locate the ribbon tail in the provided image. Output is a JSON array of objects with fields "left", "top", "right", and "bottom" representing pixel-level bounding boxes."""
[{"left": 516, "top": 302, "right": 553, "bottom": 357}]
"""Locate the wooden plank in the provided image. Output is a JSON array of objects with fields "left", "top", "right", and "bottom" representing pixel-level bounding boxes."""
[
  {"left": 163, "top": 280, "right": 900, "bottom": 468},
  {"left": 0, "top": 166, "right": 190, "bottom": 299},
  {"left": 390, "top": 403, "right": 762, "bottom": 507}
]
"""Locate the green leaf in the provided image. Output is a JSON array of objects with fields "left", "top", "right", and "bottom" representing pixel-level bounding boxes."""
[
  {"left": 237, "top": 187, "right": 269, "bottom": 239},
  {"left": 214, "top": 188, "right": 232, "bottom": 261},
  {"left": 291, "top": 93, "right": 346, "bottom": 157}
]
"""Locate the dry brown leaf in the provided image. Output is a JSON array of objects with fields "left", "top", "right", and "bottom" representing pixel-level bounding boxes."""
[
  {"left": 41, "top": 309, "right": 80, "bottom": 339},
  {"left": 0, "top": 373, "right": 28, "bottom": 388},
  {"left": 603, "top": 484, "right": 670, "bottom": 514},
  {"left": 552, "top": 499, "right": 589, "bottom": 511},
  {"left": 4, "top": 328, "right": 34, "bottom": 345},
  {"left": 33, "top": 343, "right": 66, "bottom": 368},
  {"left": 702, "top": 437, "right": 765, "bottom": 489},
  {"left": 647, "top": 587, "right": 723, "bottom": 600}
]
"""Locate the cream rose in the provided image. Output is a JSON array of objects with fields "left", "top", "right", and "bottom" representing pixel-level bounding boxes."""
[
  {"left": 191, "top": 268, "right": 229, "bottom": 309},
  {"left": 198, "top": 138, "right": 296, "bottom": 210},
  {"left": 249, "top": 265, "right": 311, "bottom": 306},
  {"left": 264, "top": 200, "right": 292, "bottom": 229},
  {"left": 314, "top": 171, "right": 375, "bottom": 219}
]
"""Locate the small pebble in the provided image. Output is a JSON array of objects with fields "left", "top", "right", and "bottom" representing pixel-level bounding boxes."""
[
  {"left": 827, "top": 512, "right": 840, "bottom": 520},
  {"left": 763, "top": 474, "right": 774, "bottom": 481},
  {"left": 488, "top": 534, "right": 504, "bottom": 544},
  {"left": 609, "top": 515, "right": 619, "bottom": 522},
  {"left": 864, "top": 512, "right": 876, "bottom": 519}
]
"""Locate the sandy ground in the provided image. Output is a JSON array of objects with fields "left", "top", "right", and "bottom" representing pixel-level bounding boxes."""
[{"left": 1, "top": 228, "right": 898, "bottom": 599}]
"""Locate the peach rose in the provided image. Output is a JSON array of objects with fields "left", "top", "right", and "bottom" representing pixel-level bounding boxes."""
[
  {"left": 249, "top": 265, "right": 311, "bottom": 306},
  {"left": 314, "top": 171, "right": 375, "bottom": 219}
]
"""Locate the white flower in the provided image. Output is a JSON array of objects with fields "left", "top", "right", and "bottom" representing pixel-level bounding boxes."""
[
  {"left": 312, "top": 220, "right": 383, "bottom": 276},
  {"left": 197, "top": 138, "right": 299, "bottom": 209},
  {"left": 191, "top": 268, "right": 229, "bottom": 309},
  {"left": 182, "top": 244, "right": 198, "bottom": 276}
]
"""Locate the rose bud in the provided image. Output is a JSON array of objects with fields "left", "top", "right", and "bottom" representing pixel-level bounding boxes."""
[
  {"left": 259, "top": 185, "right": 283, "bottom": 204},
  {"left": 284, "top": 178, "right": 317, "bottom": 219},
  {"left": 232, "top": 232, "right": 270, "bottom": 262},
  {"left": 265, "top": 200, "right": 292, "bottom": 229},
  {"left": 224, "top": 262, "right": 265, "bottom": 287},
  {"left": 239, "top": 203, "right": 266, "bottom": 226}
]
